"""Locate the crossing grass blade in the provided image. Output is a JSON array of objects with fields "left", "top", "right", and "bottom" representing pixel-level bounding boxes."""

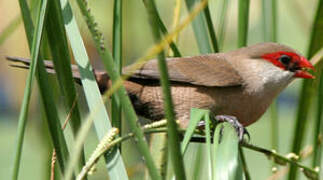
[
  {"left": 312, "top": 63, "right": 323, "bottom": 174},
  {"left": 0, "top": 15, "right": 21, "bottom": 46},
  {"left": 12, "top": 0, "right": 54, "bottom": 179},
  {"left": 238, "top": 0, "right": 250, "bottom": 47},
  {"left": 181, "top": 108, "right": 207, "bottom": 154},
  {"left": 144, "top": 0, "right": 186, "bottom": 179},
  {"left": 262, "top": 0, "right": 279, "bottom": 163},
  {"left": 59, "top": 0, "right": 129, "bottom": 179},
  {"left": 203, "top": 5, "right": 219, "bottom": 52},
  {"left": 217, "top": 0, "right": 230, "bottom": 49},
  {"left": 204, "top": 112, "right": 213, "bottom": 179},
  {"left": 288, "top": 0, "right": 323, "bottom": 179},
  {"left": 15, "top": 0, "right": 71, "bottom": 178},
  {"left": 185, "top": 0, "right": 213, "bottom": 53},
  {"left": 142, "top": 0, "right": 182, "bottom": 57},
  {"left": 45, "top": 0, "right": 86, "bottom": 173},
  {"left": 212, "top": 123, "right": 243, "bottom": 180},
  {"left": 74, "top": 0, "right": 161, "bottom": 179},
  {"left": 111, "top": 0, "right": 123, "bottom": 134}
]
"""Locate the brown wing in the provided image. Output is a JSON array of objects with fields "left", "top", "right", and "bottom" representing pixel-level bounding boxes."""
[{"left": 124, "top": 54, "right": 243, "bottom": 87}]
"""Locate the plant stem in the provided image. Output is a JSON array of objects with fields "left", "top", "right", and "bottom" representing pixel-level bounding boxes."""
[
  {"left": 144, "top": 0, "right": 186, "bottom": 179},
  {"left": 75, "top": 0, "right": 161, "bottom": 179},
  {"left": 12, "top": 0, "right": 50, "bottom": 179},
  {"left": 289, "top": 0, "right": 323, "bottom": 179},
  {"left": 242, "top": 142, "right": 319, "bottom": 178},
  {"left": 238, "top": 0, "right": 250, "bottom": 47},
  {"left": 112, "top": 0, "right": 123, "bottom": 135},
  {"left": 239, "top": 146, "right": 251, "bottom": 180},
  {"left": 203, "top": 5, "right": 219, "bottom": 52}
]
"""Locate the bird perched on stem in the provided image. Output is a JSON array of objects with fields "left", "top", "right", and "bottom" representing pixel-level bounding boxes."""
[{"left": 7, "top": 43, "right": 315, "bottom": 139}]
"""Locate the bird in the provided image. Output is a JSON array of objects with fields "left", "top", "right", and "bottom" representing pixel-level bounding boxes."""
[{"left": 7, "top": 42, "right": 314, "bottom": 138}]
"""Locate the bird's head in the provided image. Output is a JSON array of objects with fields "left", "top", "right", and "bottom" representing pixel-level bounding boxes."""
[
  {"left": 235, "top": 42, "right": 315, "bottom": 79},
  {"left": 261, "top": 51, "right": 314, "bottom": 79}
]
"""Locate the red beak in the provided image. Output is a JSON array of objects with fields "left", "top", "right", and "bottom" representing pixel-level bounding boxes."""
[{"left": 294, "top": 56, "right": 315, "bottom": 79}]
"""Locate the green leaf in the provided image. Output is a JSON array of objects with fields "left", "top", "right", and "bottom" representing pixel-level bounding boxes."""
[
  {"left": 213, "top": 123, "right": 243, "bottom": 180},
  {"left": 289, "top": 0, "right": 323, "bottom": 179},
  {"left": 111, "top": 0, "right": 123, "bottom": 132},
  {"left": 0, "top": 15, "right": 21, "bottom": 46},
  {"left": 148, "top": 133, "right": 168, "bottom": 179},
  {"left": 12, "top": 0, "right": 52, "bottom": 179},
  {"left": 262, "top": 0, "right": 279, "bottom": 162},
  {"left": 143, "top": 0, "right": 186, "bottom": 179},
  {"left": 181, "top": 108, "right": 208, "bottom": 154},
  {"left": 216, "top": 0, "right": 230, "bottom": 49},
  {"left": 185, "top": 0, "right": 213, "bottom": 53},
  {"left": 203, "top": 5, "right": 219, "bottom": 52},
  {"left": 142, "top": 0, "right": 182, "bottom": 57},
  {"left": 204, "top": 112, "right": 213, "bottom": 179},
  {"left": 74, "top": 0, "right": 161, "bottom": 179},
  {"left": 59, "top": 0, "right": 128, "bottom": 179},
  {"left": 45, "top": 0, "right": 85, "bottom": 173},
  {"left": 238, "top": 0, "right": 250, "bottom": 47}
]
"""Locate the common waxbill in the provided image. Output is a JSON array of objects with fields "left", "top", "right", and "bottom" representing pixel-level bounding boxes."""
[{"left": 7, "top": 42, "right": 315, "bottom": 136}]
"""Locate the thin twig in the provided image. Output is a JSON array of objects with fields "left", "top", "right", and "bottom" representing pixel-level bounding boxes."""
[
  {"left": 62, "top": 95, "right": 78, "bottom": 130},
  {"left": 239, "top": 146, "right": 251, "bottom": 180},
  {"left": 267, "top": 145, "right": 314, "bottom": 180},
  {"left": 50, "top": 149, "right": 57, "bottom": 180},
  {"left": 76, "top": 119, "right": 318, "bottom": 179},
  {"left": 241, "top": 142, "right": 319, "bottom": 179}
]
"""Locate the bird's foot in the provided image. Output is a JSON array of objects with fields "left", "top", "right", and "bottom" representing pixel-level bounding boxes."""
[{"left": 215, "top": 115, "right": 250, "bottom": 142}]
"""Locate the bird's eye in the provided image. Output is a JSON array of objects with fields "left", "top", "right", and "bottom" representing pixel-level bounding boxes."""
[{"left": 279, "top": 55, "right": 291, "bottom": 65}]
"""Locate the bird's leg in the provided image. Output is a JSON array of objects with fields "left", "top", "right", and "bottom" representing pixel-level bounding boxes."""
[{"left": 215, "top": 115, "right": 250, "bottom": 142}]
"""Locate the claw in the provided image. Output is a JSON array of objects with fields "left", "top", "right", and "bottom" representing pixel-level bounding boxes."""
[{"left": 215, "top": 115, "right": 250, "bottom": 142}]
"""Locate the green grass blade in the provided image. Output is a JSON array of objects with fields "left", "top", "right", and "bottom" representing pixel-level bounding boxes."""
[
  {"left": 203, "top": 5, "right": 219, "bottom": 52},
  {"left": 0, "top": 15, "right": 21, "bottom": 46},
  {"left": 64, "top": 109, "right": 97, "bottom": 180},
  {"left": 312, "top": 68, "right": 323, "bottom": 171},
  {"left": 45, "top": 0, "right": 86, "bottom": 174},
  {"left": 74, "top": 0, "right": 161, "bottom": 179},
  {"left": 204, "top": 113, "right": 213, "bottom": 179},
  {"left": 46, "top": 0, "right": 82, "bottom": 138},
  {"left": 15, "top": 0, "right": 71, "bottom": 177},
  {"left": 185, "top": 0, "right": 213, "bottom": 53},
  {"left": 262, "top": 0, "right": 279, "bottom": 159},
  {"left": 111, "top": 0, "right": 123, "bottom": 131},
  {"left": 59, "top": 0, "right": 128, "bottom": 178},
  {"left": 17, "top": 0, "right": 34, "bottom": 44},
  {"left": 271, "top": 0, "right": 277, "bottom": 42},
  {"left": 11, "top": 0, "right": 49, "bottom": 179},
  {"left": 239, "top": 147, "right": 251, "bottom": 180},
  {"left": 147, "top": 133, "right": 168, "bottom": 179},
  {"left": 288, "top": 0, "right": 323, "bottom": 179},
  {"left": 144, "top": 0, "right": 186, "bottom": 179},
  {"left": 192, "top": 145, "right": 203, "bottom": 179},
  {"left": 142, "top": 0, "right": 182, "bottom": 57},
  {"left": 212, "top": 123, "right": 243, "bottom": 180},
  {"left": 262, "top": 0, "right": 277, "bottom": 42},
  {"left": 311, "top": 1, "right": 323, "bottom": 174},
  {"left": 181, "top": 108, "right": 207, "bottom": 154},
  {"left": 216, "top": 0, "right": 230, "bottom": 49},
  {"left": 238, "top": 0, "right": 250, "bottom": 47}
]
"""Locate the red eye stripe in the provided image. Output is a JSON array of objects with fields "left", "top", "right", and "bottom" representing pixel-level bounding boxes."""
[{"left": 261, "top": 51, "right": 300, "bottom": 70}]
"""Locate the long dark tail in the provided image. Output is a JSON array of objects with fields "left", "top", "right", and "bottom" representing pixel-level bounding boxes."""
[
  {"left": 7, "top": 56, "right": 149, "bottom": 117},
  {"left": 6, "top": 56, "right": 81, "bottom": 79},
  {"left": 6, "top": 56, "right": 111, "bottom": 92}
]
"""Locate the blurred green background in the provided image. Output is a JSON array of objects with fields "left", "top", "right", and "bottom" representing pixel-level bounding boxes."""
[{"left": 0, "top": 0, "right": 320, "bottom": 179}]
